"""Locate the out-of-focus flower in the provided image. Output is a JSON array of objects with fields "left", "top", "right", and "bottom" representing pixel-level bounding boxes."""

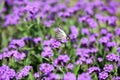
[
  {"left": 86, "top": 18, "right": 98, "bottom": 28},
  {"left": 99, "top": 71, "right": 108, "bottom": 80},
  {"left": 106, "top": 53, "right": 119, "bottom": 62},
  {"left": 50, "top": 39, "right": 61, "bottom": 48},
  {"left": 69, "top": 26, "right": 79, "bottom": 41},
  {"left": 34, "top": 72, "right": 40, "bottom": 79},
  {"left": 88, "top": 66, "right": 100, "bottom": 74},
  {"left": 63, "top": 72, "right": 76, "bottom": 80},
  {"left": 33, "top": 37, "right": 42, "bottom": 44},
  {"left": 103, "top": 64, "right": 114, "bottom": 72},
  {"left": 10, "top": 39, "right": 25, "bottom": 48},
  {"left": 67, "top": 63, "right": 74, "bottom": 70},
  {"left": 81, "top": 28, "right": 90, "bottom": 35},
  {"left": 54, "top": 54, "right": 70, "bottom": 66},
  {"left": 113, "top": 76, "right": 120, "bottom": 80},
  {"left": 41, "top": 47, "right": 53, "bottom": 58},
  {"left": 78, "top": 73, "right": 92, "bottom": 80},
  {"left": 16, "top": 66, "right": 32, "bottom": 80},
  {"left": 0, "top": 65, "right": 16, "bottom": 80},
  {"left": 39, "top": 63, "right": 54, "bottom": 75}
]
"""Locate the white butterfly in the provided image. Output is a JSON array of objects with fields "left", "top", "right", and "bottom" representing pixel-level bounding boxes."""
[{"left": 55, "top": 28, "right": 69, "bottom": 41}]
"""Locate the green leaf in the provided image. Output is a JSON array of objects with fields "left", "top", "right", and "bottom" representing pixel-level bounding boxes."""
[
  {"left": 2, "top": 31, "right": 8, "bottom": 48},
  {"left": 0, "top": 1, "right": 4, "bottom": 13},
  {"left": 28, "top": 71, "right": 34, "bottom": 80},
  {"left": 73, "top": 64, "right": 80, "bottom": 76}
]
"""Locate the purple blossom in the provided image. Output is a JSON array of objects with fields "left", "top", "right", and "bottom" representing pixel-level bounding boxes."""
[
  {"left": 10, "top": 39, "right": 25, "bottom": 48},
  {"left": 69, "top": 26, "right": 79, "bottom": 41},
  {"left": 86, "top": 18, "right": 98, "bottom": 28},
  {"left": 0, "top": 65, "right": 16, "bottom": 80},
  {"left": 16, "top": 66, "right": 32, "bottom": 80},
  {"left": 115, "top": 27, "right": 120, "bottom": 36},
  {"left": 88, "top": 66, "right": 100, "bottom": 74},
  {"left": 99, "top": 71, "right": 108, "bottom": 80},
  {"left": 54, "top": 54, "right": 70, "bottom": 66},
  {"left": 103, "top": 64, "right": 114, "bottom": 72},
  {"left": 81, "top": 28, "right": 90, "bottom": 35},
  {"left": 13, "top": 51, "right": 26, "bottom": 62},
  {"left": 41, "top": 47, "right": 53, "bottom": 58},
  {"left": 106, "top": 53, "right": 119, "bottom": 62},
  {"left": 44, "top": 73, "right": 60, "bottom": 80},
  {"left": 39, "top": 63, "right": 54, "bottom": 75},
  {"left": 50, "top": 39, "right": 62, "bottom": 48},
  {"left": 98, "top": 57, "right": 103, "bottom": 62},
  {"left": 33, "top": 37, "right": 42, "bottom": 44},
  {"left": 78, "top": 73, "right": 92, "bottom": 80},
  {"left": 99, "top": 36, "right": 110, "bottom": 44},
  {"left": 113, "top": 76, "right": 120, "bottom": 80},
  {"left": 34, "top": 72, "right": 40, "bottom": 79},
  {"left": 67, "top": 63, "right": 74, "bottom": 70},
  {"left": 108, "top": 16, "right": 117, "bottom": 26},
  {"left": 100, "top": 28, "right": 108, "bottom": 35},
  {"left": 63, "top": 72, "right": 76, "bottom": 80}
]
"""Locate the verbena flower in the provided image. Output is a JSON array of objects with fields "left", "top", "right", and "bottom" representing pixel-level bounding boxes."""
[
  {"left": 99, "top": 71, "right": 108, "bottom": 80},
  {"left": 0, "top": 65, "right": 16, "bottom": 80},
  {"left": 41, "top": 47, "right": 53, "bottom": 58},
  {"left": 54, "top": 54, "right": 70, "bottom": 66},
  {"left": 78, "top": 73, "right": 92, "bottom": 80},
  {"left": 103, "top": 64, "right": 114, "bottom": 72},
  {"left": 63, "top": 72, "right": 76, "bottom": 80},
  {"left": 16, "top": 66, "right": 32, "bottom": 80},
  {"left": 88, "top": 66, "right": 100, "bottom": 74},
  {"left": 106, "top": 53, "right": 119, "bottom": 62},
  {"left": 39, "top": 63, "right": 54, "bottom": 75}
]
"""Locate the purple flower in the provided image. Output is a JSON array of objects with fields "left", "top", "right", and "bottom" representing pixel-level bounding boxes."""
[
  {"left": 99, "top": 36, "right": 110, "bottom": 44},
  {"left": 34, "top": 72, "right": 40, "bottom": 79},
  {"left": 98, "top": 57, "right": 103, "bottom": 62},
  {"left": 46, "top": 73, "right": 60, "bottom": 80},
  {"left": 115, "top": 27, "right": 120, "bottom": 36},
  {"left": 41, "top": 47, "right": 53, "bottom": 58},
  {"left": 10, "top": 39, "right": 25, "bottom": 48},
  {"left": 67, "top": 63, "right": 74, "bottom": 70},
  {"left": 54, "top": 54, "right": 70, "bottom": 66},
  {"left": 86, "top": 18, "right": 98, "bottom": 28},
  {"left": 113, "top": 76, "right": 120, "bottom": 80},
  {"left": 63, "top": 72, "right": 76, "bottom": 80},
  {"left": 108, "top": 16, "right": 117, "bottom": 26},
  {"left": 0, "top": 65, "right": 16, "bottom": 80},
  {"left": 0, "top": 54, "right": 3, "bottom": 60},
  {"left": 80, "top": 38, "right": 88, "bottom": 47},
  {"left": 39, "top": 63, "right": 54, "bottom": 75},
  {"left": 69, "top": 26, "right": 79, "bottom": 41},
  {"left": 106, "top": 53, "right": 119, "bottom": 62},
  {"left": 43, "top": 40, "right": 51, "bottom": 46},
  {"left": 88, "top": 66, "right": 100, "bottom": 74},
  {"left": 33, "top": 37, "right": 42, "bottom": 44},
  {"left": 117, "top": 47, "right": 120, "bottom": 53},
  {"left": 13, "top": 51, "right": 26, "bottom": 62},
  {"left": 103, "top": 64, "right": 114, "bottom": 72},
  {"left": 43, "top": 20, "right": 55, "bottom": 28},
  {"left": 78, "top": 73, "right": 92, "bottom": 80},
  {"left": 100, "top": 28, "right": 108, "bottom": 35},
  {"left": 99, "top": 71, "right": 108, "bottom": 80},
  {"left": 16, "top": 66, "right": 32, "bottom": 80},
  {"left": 81, "top": 28, "right": 90, "bottom": 35},
  {"left": 50, "top": 39, "right": 62, "bottom": 48}
]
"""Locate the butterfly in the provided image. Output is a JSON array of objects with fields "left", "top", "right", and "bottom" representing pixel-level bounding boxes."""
[{"left": 55, "top": 27, "right": 69, "bottom": 41}]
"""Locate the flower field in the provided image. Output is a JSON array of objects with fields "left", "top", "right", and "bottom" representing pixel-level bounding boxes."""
[{"left": 0, "top": 0, "right": 120, "bottom": 80}]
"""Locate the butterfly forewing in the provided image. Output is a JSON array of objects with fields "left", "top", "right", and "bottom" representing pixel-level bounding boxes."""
[{"left": 55, "top": 28, "right": 67, "bottom": 41}]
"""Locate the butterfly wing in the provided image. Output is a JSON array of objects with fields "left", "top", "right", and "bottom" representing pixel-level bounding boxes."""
[{"left": 55, "top": 28, "right": 67, "bottom": 41}]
